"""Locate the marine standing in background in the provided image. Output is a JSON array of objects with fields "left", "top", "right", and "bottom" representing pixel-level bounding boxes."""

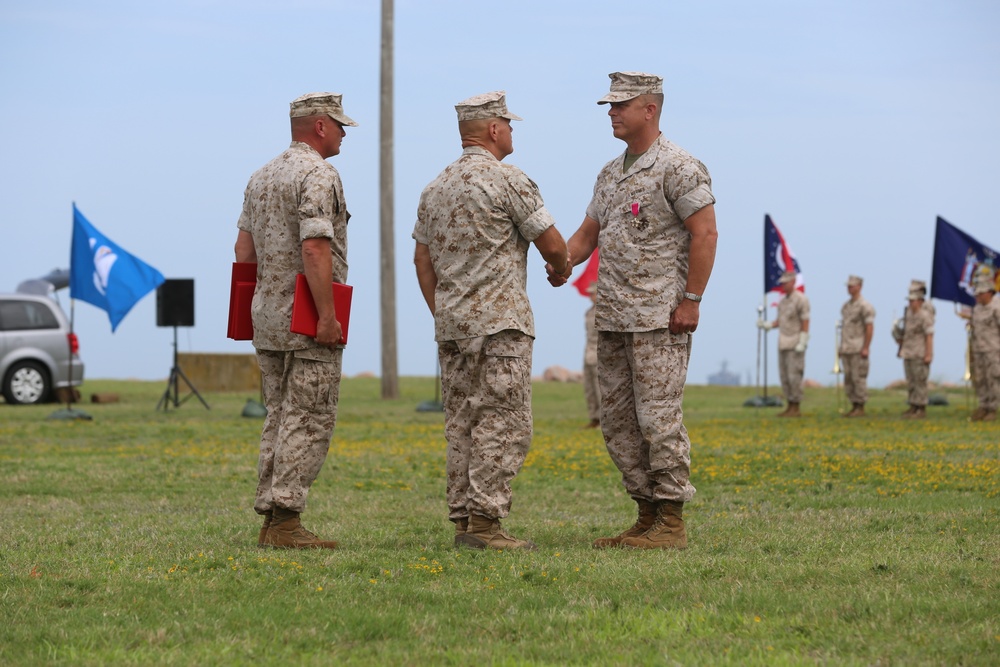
[
  {"left": 550, "top": 71, "right": 719, "bottom": 550},
  {"left": 839, "top": 275, "right": 875, "bottom": 417},
  {"left": 413, "top": 91, "right": 570, "bottom": 550},
  {"left": 968, "top": 271, "right": 1000, "bottom": 421},
  {"left": 894, "top": 282, "right": 935, "bottom": 419},
  {"left": 759, "top": 271, "right": 810, "bottom": 417},
  {"left": 582, "top": 284, "right": 601, "bottom": 428},
  {"left": 234, "top": 92, "right": 358, "bottom": 549}
]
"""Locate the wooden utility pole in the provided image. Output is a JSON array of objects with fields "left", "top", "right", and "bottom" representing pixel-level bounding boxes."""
[{"left": 379, "top": 0, "right": 399, "bottom": 398}]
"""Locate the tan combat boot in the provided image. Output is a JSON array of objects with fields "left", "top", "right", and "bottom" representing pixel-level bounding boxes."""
[
  {"left": 782, "top": 402, "right": 801, "bottom": 417},
  {"left": 257, "top": 510, "right": 273, "bottom": 548},
  {"left": 456, "top": 514, "right": 536, "bottom": 551},
  {"left": 262, "top": 507, "right": 338, "bottom": 550},
  {"left": 452, "top": 517, "right": 469, "bottom": 547},
  {"left": 621, "top": 500, "right": 687, "bottom": 550},
  {"left": 845, "top": 403, "right": 865, "bottom": 418},
  {"left": 901, "top": 404, "right": 916, "bottom": 418},
  {"left": 904, "top": 406, "right": 927, "bottom": 420},
  {"left": 981, "top": 409, "right": 996, "bottom": 422},
  {"left": 593, "top": 498, "right": 656, "bottom": 549},
  {"left": 970, "top": 407, "right": 987, "bottom": 422}
]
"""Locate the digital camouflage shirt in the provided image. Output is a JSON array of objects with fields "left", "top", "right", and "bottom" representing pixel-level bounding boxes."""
[
  {"left": 237, "top": 142, "right": 349, "bottom": 352},
  {"left": 899, "top": 307, "right": 934, "bottom": 359},
  {"left": 413, "top": 146, "right": 555, "bottom": 342},
  {"left": 840, "top": 296, "right": 875, "bottom": 354},
  {"left": 777, "top": 290, "right": 810, "bottom": 351},
  {"left": 585, "top": 134, "right": 715, "bottom": 333},
  {"left": 971, "top": 297, "right": 1000, "bottom": 353}
]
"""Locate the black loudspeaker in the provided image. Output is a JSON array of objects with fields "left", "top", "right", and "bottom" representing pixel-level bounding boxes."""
[{"left": 156, "top": 279, "right": 195, "bottom": 327}]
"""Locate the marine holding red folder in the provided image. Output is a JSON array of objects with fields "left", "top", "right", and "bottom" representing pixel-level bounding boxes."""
[{"left": 232, "top": 90, "right": 358, "bottom": 552}]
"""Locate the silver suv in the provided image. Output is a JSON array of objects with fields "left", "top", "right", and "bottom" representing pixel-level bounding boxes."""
[{"left": 0, "top": 294, "right": 85, "bottom": 405}]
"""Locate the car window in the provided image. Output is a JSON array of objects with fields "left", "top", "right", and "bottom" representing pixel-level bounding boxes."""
[{"left": 0, "top": 300, "right": 60, "bottom": 331}]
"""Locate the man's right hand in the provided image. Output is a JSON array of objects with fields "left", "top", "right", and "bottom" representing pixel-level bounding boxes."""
[
  {"left": 545, "top": 262, "right": 570, "bottom": 287},
  {"left": 316, "top": 315, "right": 343, "bottom": 348}
]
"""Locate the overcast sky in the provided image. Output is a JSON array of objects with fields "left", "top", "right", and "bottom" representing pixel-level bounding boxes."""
[{"left": 1, "top": 0, "right": 998, "bottom": 391}]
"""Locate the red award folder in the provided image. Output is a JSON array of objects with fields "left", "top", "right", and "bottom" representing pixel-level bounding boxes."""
[
  {"left": 227, "top": 262, "right": 257, "bottom": 340},
  {"left": 289, "top": 273, "right": 353, "bottom": 346}
]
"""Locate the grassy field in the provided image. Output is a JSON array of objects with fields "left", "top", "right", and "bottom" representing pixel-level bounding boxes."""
[{"left": 1, "top": 378, "right": 997, "bottom": 666}]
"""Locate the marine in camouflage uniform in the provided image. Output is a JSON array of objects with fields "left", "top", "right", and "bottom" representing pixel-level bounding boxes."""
[
  {"left": 234, "top": 92, "right": 357, "bottom": 549},
  {"left": 413, "top": 91, "right": 570, "bottom": 550},
  {"left": 894, "top": 285, "right": 935, "bottom": 419},
  {"left": 968, "top": 273, "right": 1000, "bottom": 421},
  {"left": 555, "top": 72, "right": 719, "bottom": 550},
  {"left": 761, "top": 271, "right": 810, "bottom": 416},
  {"left": 839, "top": 275, "right": 875, "bottom": 417}
]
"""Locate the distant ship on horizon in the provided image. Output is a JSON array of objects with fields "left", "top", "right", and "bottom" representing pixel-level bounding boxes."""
[{"left": 707, "top": 360, "right": 741, "bottom": 386}]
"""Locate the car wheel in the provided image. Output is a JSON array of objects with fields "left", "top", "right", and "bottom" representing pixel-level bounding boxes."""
[{"left": 3, "top": 361, "right": 51, "bottom": 405}]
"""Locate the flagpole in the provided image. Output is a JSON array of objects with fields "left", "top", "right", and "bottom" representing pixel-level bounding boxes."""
[
  {"left": 747, "top": 297, "right": 778, "bottom": 408},
  {"left": 755, "top": 303, "right": 762, "bottom": 395},
  {"left": 47, "top": 298, "right": 91, "bottom": 420},
  {"left": 761, "top": 298, "right": 769, "bottom": 403},
  {"left": 67, "top": 202, "right": 76, "bottom": 410},
  {"left": 833, "top": 319, "right": 843, "bottom": 413},
  {"left": 67, "top": 299, "right": 74, "bottom": 409},
  {"left": 963, "top": 311, "right": 973, "bottom": 414}
]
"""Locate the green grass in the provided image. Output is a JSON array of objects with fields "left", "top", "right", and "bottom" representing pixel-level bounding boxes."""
[{"left": 1, "top": 378, "right": 997, "bottom": 665}]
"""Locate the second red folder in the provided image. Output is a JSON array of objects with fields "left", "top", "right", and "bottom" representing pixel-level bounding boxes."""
[{"left": 289, "top": 273, "right": 353, "bottom": 346}]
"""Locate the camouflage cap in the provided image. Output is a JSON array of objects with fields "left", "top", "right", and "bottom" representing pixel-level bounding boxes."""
[
  {"left": 973, "top": 271, "right": 996, "bottom": 295},
  {"left": 907, "top": 279, "right": 928, "bottom": 300},
  {"left": 846, "top": 275, "right": 863, "bottom": 286},
  {"left": 778, "top": 271, "right": 797, "bottom": 285},
  {"left": 289, "top": 92, "right": 359, "bottom": 127},
  {"left": 455, "top": 91, "right": 522, "bottom": 122},
  {"left": 597, "top": 71, "right": 663, "bottom": 104}
]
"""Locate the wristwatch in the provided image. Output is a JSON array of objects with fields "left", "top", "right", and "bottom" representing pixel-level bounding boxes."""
[{"left": 683, "top": 292, "right": 702, "bottom": 303}]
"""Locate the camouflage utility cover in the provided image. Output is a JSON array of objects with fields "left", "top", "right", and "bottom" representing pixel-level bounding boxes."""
[
  {"left": 289, "top": 92, "right": 358, "bottom": 127},
  {"left": 597, "top": 71, "right": 663, "bottom": 104},
  {"left": 454, "top": 90, "right": 522, "bottom": 122}
]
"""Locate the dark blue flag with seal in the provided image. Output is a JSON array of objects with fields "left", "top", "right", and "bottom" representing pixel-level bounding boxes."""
[
  {"left": 930, "top": 216, "right": 998, "bottom": 307},
  {"left": 69, "top": 204, "right": 165, "bottom": 331}
]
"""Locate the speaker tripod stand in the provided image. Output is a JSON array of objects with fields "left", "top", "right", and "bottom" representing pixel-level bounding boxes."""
[{"left": 157, "top": 325, "right": 210, "bottom": 411}]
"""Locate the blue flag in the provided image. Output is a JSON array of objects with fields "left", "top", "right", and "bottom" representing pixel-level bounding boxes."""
[
  {"left": 764, "top": 214, "right": 803, "bottom": 294},
  {"left": 930, "top": 216, "right": 998, "bottom": 307},
  {"left": 70, "top": 204, "right": 165, "bottom": 331}
]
